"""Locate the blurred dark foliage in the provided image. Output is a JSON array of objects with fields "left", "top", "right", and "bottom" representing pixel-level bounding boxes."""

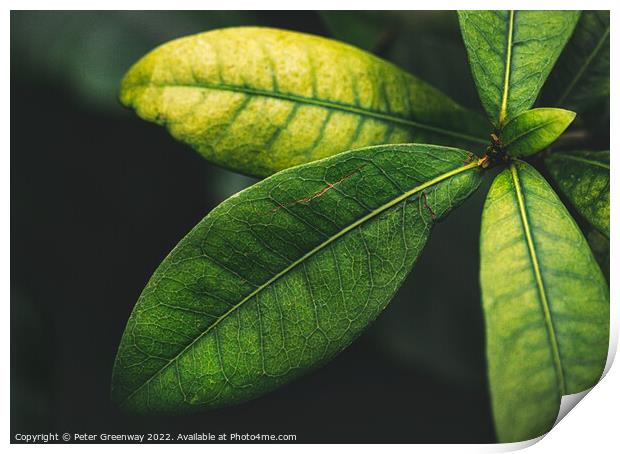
[{"left": 10, "top": 10, "right": 507, "bottom": 443}]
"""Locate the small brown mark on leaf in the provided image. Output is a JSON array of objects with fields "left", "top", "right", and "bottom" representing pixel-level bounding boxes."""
[
  {"left": 422, "top": 192, "right": 436, "bottom": 220},
  {"left": 463, "top": 152, "right": 476, "bottom": 165},
  {"left": 268, "top": 165, "right": 366, "bottom": 215}
]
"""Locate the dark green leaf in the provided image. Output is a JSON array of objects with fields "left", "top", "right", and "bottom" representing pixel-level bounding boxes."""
[
  {"left": 545, "top": 150, "right": 609, "bottom": 238},
  {"left": 587, "top": 229, "right": 609, "bottom": 283},
  {"left": 502, "top": 108, "right": 575, "bottom": 157},
  {"left": 540, "top": 11, "right": 610, "bottom": 112},
  {"left": 120, "top": 27, "right": 488, "bottom": 177},
  {"left": 480, "top": 161, "right": 608, "bottom": 442},
  {"left": 458, "top": 11, "right": 580, "bottom": 127},
  {"left": 111, "top": 144, "right": 482, "bottom": 413}
]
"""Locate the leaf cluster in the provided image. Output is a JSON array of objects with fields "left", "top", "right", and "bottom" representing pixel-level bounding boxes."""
[{"left": 112, "top": 11, "right": 610, "bottom": 443}]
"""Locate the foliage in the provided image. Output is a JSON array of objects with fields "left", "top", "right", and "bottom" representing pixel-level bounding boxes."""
[
  {"left": 112, "top": 145, "right": 481, "bottom": 412},
  {"left": 119, "top": 27, "right": 487, "bottom": 177},
  {"left": 112, "top": 10, "right": 610, "bottom": 443},
  {"left": 479, "top": 161, "right": 608, "bottom": 441}
]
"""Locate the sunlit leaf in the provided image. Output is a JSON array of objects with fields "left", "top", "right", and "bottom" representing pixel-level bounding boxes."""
[
  {"left": 480, "top": 161, "right": 608, "bottom": 442},
  {"left": 120, "top": 27, "right": 488, "bottom": 177},
  {"left": 458, "top": 11, "right": 579, "bottom": 127},
  {"left": 111, "top": 144, "right": 482, "bottom": 413},
  {"left": 502, "top": 108, "right": 575, "bottom": 157}
]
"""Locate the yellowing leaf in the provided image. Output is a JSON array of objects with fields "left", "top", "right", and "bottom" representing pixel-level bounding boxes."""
[{"left": 120, "top": 27, "right": 488, "bottom": 177}]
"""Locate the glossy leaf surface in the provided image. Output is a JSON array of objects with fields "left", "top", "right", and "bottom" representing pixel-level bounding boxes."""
[
  {"left": 502, "top": 108, "right": 575, "bottom": 157},
  {"left": 480, "top": 161, "right": 608, "bottom": 442},
  {"left": 545, "top": 150, "right": 609, "bottom": 238},
  {"left": 112, "top": 144, "right": 483, "bottom": 413},
  {"left": 540, "top": 11, "right": 610, "bottom": 112},
  {"left": 458, "top": 11, "right": 580, "bottom": 127},
  {"left": 120, "top": 27, "right": 488, "bottom": 177}
]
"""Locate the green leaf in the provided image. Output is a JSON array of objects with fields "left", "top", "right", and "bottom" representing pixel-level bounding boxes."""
[
  {"left": 111, "top": 144, "right": 482, "bottom": 413},
  {"left": 545, "top": 150, "right": 609, "bottom": 238},
  {"left": 458, "top": 11, "right": 580, "bottom": 128},
  {"left": 480, "top": 160, "right": 608, "bottom": 442},
  {"left": 540, "top": 11, "right": 610, "bottom": 112},
  {"left": 587, "top": 229, "right": 609, "bottom": 284},
  {"left": 501, "top": 108, "right": 576, "bottom": 157},
  {"left": 120, "top": 26, "right": 488, "bottom": 178}
]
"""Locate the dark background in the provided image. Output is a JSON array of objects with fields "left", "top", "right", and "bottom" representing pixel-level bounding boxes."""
[{"left": 11, "top": 11, "right": 499, "bottom": 443}]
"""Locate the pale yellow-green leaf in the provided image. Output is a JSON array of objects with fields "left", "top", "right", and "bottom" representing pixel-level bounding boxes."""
[{"left": 120, "top": 27, "right": 488, "bottom": 177}]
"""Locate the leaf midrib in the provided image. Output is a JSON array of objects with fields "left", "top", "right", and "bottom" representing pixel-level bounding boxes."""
[
  {"left": 510, "top": 162, "right": 566, "bottom": 395},
  {"left": 498, "top": 10, "right": 515, "bottom": 127},
  {"left": 128, "top": 81, "right": 489, "bottom": 145},
  {"left": 120, "top": 159, "right": 480, "bottom": 406},
  {"left": 557, "top": 24, "right": 610, "bottom": 106}
]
